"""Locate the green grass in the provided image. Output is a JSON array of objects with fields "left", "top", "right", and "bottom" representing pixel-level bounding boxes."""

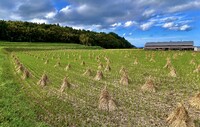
[
  {"left": 0, "top": 41, "right": 102, "bottom": 50},
  {"left": 1, "top": 42, "right": 200, "bottom": 126},
  {"left": 0, "top": 49, "right": 48, "bottom": 127}
]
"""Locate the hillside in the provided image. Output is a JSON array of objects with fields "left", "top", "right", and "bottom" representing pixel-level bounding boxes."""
[{"left": 0, "top": 20, "right": 135, "bottom": 49}]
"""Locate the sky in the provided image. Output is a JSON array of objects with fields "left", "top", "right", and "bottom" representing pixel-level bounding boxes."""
[{"left": 0, "top": 0, "right": 200, "bottom": 47}]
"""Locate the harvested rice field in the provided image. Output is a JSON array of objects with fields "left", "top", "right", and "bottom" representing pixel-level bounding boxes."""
[{"left": 2, "top": 42, "right": 200, "bottom": 126}]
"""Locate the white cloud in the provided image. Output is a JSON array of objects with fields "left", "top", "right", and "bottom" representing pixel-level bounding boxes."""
[
  {"left": 124, "top": 21, "right": 137, "bottom": 27},
  {"left": 160, "top": 16, "right": 178, "bottom": 22},
  {"left": 111, "top": 22, "right": 122, "bottom": 27},
  {"left": 140, "top": 21, "right": 154, "bottom": 31},
  {"left": 77, "top": 4, "right": 94, "bottom": 15},
  {"left": 30, "top": 18, "right": 47, "bottom": 24},
  {"left": 60, "top": 5, "right": 72, "bottom": 13},
  {"left": 53, "top": 0, "right": 198, "bottom": 30},
  {"left": 178, "top": 20, "right": 193, "bottom": 24},
  {"left": 142, "top": 9, "right": 155, "bottom": 18},
  {"left": 62, "top": 23, "right": 103, "bottom": 31},
  {"left": 45, "top": 11, "right": 57, "bottom": 19},
  {"left": 0, "top": 0, "right": 198, "bottom": 32},
  {"left": 168, "top": 1, "right": 200, "bottom": 13},
  {"left": 92, "top": 24, "right": 102, "bottom": 29},
  {"left": 163, "top": 22, "right": 174, "bottom": 28},
  {"left": 180, "top": 24, "right": 191, "bottom": 31},
  {"left": 16, "top": 0, "right": 55, "bottom": 19},
  {"left": 10, "top": 14, "right": 22, "bottom": 20},
  {"left": 162, "top": 22, "right": 191, "bottom": 31}
]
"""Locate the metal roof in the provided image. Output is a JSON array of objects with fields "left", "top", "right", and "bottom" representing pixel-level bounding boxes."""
[{"left": 145, "top": 41, "right": 193, "bottom": 47}]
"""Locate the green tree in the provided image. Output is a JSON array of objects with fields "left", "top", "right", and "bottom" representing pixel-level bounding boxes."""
[{"left": 0, "top": 20, "right": 134, "bottom": 48}]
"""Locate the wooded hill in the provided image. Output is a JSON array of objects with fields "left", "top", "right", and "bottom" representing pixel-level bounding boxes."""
[{"left": 0, "top": 20, "right": 135, "bottom": 48}]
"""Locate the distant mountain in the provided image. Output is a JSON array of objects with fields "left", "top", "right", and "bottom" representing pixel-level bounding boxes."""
[{"left": 0, "top": 20, "right": 135, "bottom": 49}]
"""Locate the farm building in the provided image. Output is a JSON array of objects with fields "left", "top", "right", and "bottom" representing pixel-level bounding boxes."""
[
  {"left": 144, "top": 41, "right": 194, "bottom": 50},
  {"left": 194, "top": 47, "right": 200, "bottom": 51}
]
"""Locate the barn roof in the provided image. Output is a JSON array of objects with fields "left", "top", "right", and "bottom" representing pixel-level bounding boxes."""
[{"left": 145, "top": 41, "right": 193, "bottom": 47}]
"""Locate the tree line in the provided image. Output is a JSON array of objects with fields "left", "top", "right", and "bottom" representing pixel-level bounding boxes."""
[{"left": 0, "top": 20, "right": 135, "bottom": 48}]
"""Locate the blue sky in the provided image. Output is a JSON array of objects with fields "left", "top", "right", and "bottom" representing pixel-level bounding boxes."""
[{"left": 0, "top": 0, "right": 200, "bottom": 47}]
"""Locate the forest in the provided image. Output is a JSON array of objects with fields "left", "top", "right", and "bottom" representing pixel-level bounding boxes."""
[{"left": 0, "top": 20, "right": 134, "bottom": 48}]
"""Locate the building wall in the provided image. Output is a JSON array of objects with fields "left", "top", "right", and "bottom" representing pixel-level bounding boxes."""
[
  {"left": 144, "top": 42, "right": 194, "bottom": 50},
  {"left": 194, "top": 47, "right": 200, "bottom": 51},
  {"left": 145, "top": 46, "right": 194, "bottom": 50}
]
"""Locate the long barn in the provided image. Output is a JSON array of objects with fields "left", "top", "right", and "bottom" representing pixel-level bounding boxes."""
[{"left": 144, "top": 41, "right": 194, "bottom": 50}]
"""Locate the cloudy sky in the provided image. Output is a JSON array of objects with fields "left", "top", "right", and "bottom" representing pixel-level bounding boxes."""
[{"left": 0, "top": 0, "right": 200, "bottom": 47}]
